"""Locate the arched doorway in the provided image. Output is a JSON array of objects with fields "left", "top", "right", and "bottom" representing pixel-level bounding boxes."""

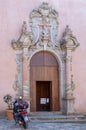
[{"left": 30, "top": 51, "right": 60, "bottom": 112}]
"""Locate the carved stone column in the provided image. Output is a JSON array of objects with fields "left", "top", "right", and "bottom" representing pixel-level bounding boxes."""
[
  {"left": 61, "top": 25, "right": 79, "bottom": 114},
  {"left": 63, "top": 50, "right": 75, "bottom": 114},
  {"left": 23, "top": 49, "right": 30, "bottom": 99},
  {"left": 23, "top": 56, "right": 29, "bottom": 99},
  {"left": 23, "top": 49, "right": 31, "bottom": 113},
  {"left": 11, "top": 50, "right": 23, "bottom": 98},
  {"left": 16, "top": 50, "right": 23, "bottom": 97},
  {"left": 23, "top": 54, "right": 31, "bottom": 113}
]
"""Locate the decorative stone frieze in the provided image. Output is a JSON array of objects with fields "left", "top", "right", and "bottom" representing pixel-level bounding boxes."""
[{"left": 11, "top": 3, "right": 79, "bottom": 114}]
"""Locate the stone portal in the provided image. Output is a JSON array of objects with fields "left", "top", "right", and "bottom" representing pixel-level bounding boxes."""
[{"left": 11, "top": 3, "right": 79, "bottom": 114}]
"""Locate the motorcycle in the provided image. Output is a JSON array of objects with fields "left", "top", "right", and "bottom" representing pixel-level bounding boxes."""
[
  {"left": 13, "top": 100, "right": 29, "bottom": 129},
  {"left": 14, "top": 108, "right": 29, "bottom": 129}
]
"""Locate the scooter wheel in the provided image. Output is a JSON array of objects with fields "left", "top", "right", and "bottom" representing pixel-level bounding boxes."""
[{"left": 23, "top": 122, "right": 28, "bottom": 129}]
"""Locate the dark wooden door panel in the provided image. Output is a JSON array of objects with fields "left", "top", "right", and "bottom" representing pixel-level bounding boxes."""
[{"left": 36, "top": 81, "right": 51, "bottom": 111}]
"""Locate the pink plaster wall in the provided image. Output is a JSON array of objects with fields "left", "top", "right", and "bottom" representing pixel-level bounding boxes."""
[{"left": 0, "top": 0, "right": 86, "bottom": 113}]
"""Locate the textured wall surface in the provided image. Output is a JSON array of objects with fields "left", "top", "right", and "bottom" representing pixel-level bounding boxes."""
[{"left": 0, "top": 0, "right": 86, "bottom": 113}]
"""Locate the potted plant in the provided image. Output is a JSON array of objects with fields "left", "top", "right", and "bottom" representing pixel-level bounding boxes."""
[{"left": 3, "top": 94, "right": 14, "bottom": 120}]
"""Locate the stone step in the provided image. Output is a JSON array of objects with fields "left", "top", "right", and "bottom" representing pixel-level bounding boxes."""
[
  {"left": 30, "top": 111, "right": 62, "bottom": 116},
  {"left": 29, "top": 112, "right": 86, "bottom": 123},
  {"left": 30, "top": 119, "right": 86, "bottom": 123}
]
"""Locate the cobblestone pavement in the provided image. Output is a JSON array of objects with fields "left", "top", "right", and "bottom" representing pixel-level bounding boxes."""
[{"left": 0, "top": 119, "right": 86, "bottom": 130}]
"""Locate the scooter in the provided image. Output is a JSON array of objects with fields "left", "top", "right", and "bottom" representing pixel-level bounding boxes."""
[{"left": 14, "top": 108, "right": 29, "bottom": 129}]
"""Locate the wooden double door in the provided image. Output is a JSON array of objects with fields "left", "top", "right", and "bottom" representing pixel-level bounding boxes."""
[
  {"left": 30, "top": 51, "right": 60, "bottom": 112},
  {"left": 36, "top": 81, "right": 51, "bottom": 111}
]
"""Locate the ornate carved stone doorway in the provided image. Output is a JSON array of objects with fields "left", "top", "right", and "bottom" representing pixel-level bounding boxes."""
[{"left": 11, "top": 3, "right": 79, "bottom": 114}]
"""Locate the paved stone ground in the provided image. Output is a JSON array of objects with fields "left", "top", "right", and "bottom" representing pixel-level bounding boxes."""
[{"left": 0, "top": 119, "right": 86, "bottom": 130}]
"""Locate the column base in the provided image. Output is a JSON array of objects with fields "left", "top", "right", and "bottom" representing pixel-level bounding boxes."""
[{"left": 63, "top": 96, "right": 75, "bottom": 115}]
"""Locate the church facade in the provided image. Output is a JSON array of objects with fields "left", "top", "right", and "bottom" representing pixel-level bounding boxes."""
[
  {"left": 11, "top": 3, "right": 79, "bottom": 114},
  {"left": 0, "top": 0, "right": 86, "bottom": 114}
]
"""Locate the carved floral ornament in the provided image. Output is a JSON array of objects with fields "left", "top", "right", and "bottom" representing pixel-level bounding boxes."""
[{"left": 11, "top": 3, "right": 79, "bottom": 51}]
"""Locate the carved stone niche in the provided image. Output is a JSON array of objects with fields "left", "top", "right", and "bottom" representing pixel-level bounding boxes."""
[{"left": 11, "top": 2, "right": 79, "bottom": 114}]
